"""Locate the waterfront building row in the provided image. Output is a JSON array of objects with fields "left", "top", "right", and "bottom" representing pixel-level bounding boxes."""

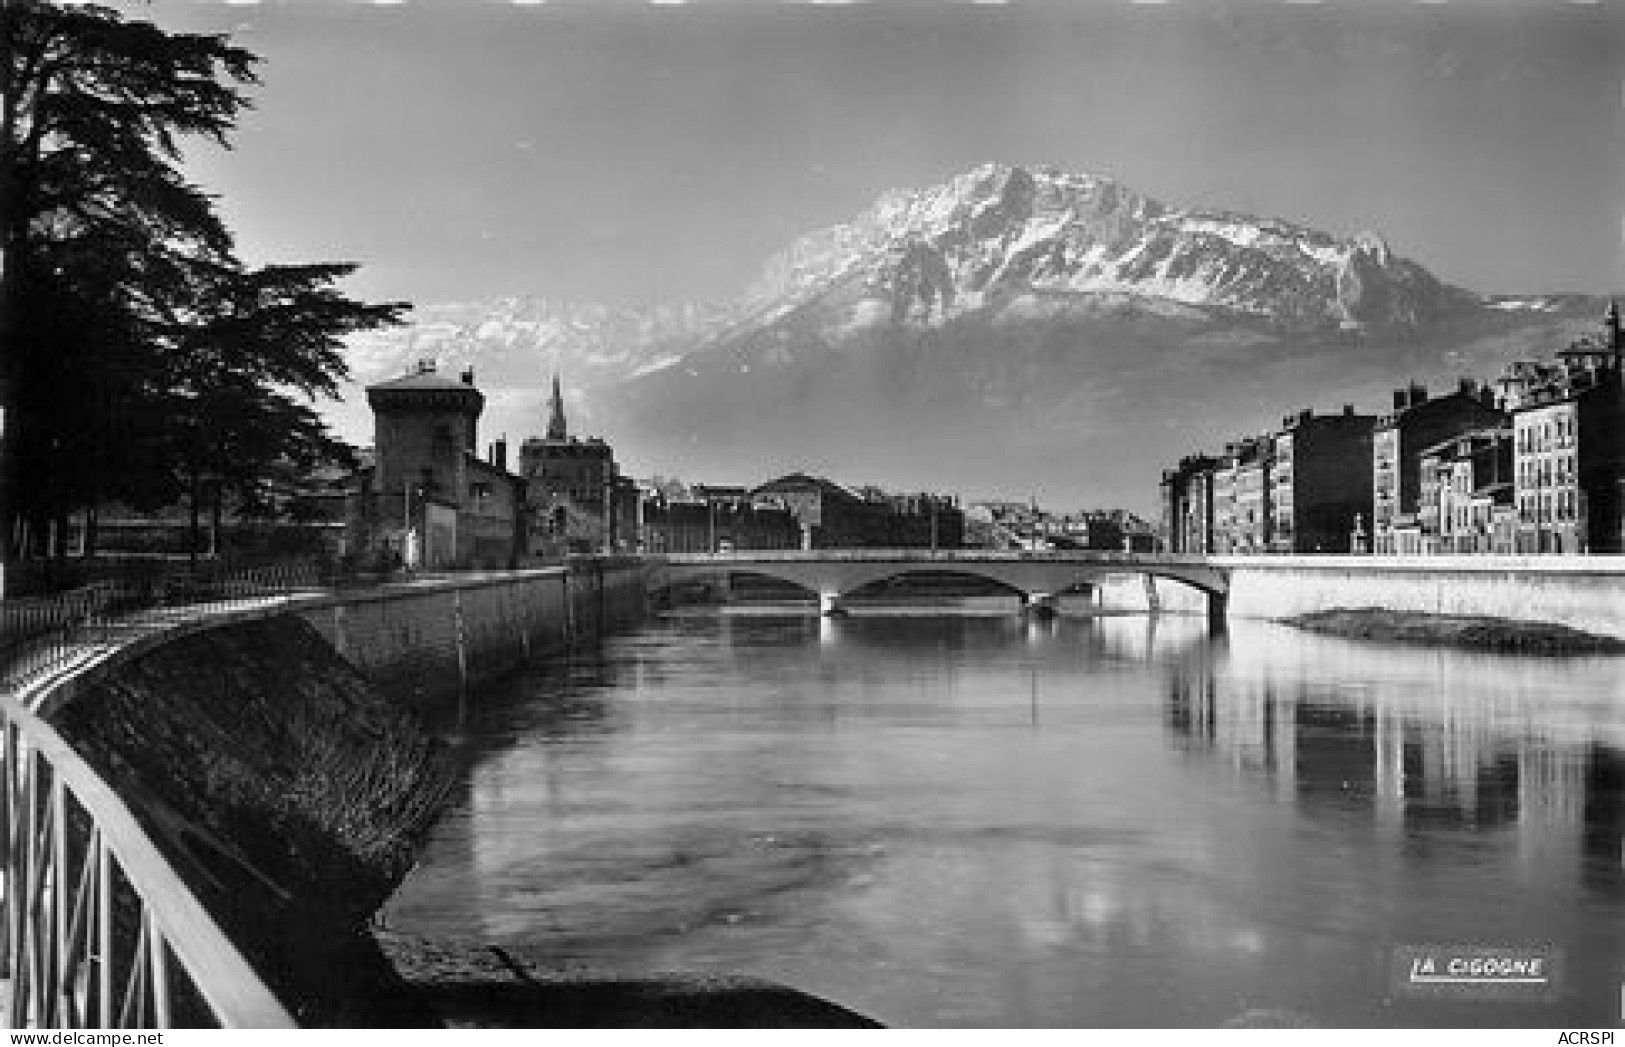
[
  {"left": 964, "top": 501, "right": 1157, "bottom": 552},
  {"left": 1160, "top": 303, "right": 1623, "bottom": 555},
  {"left": 641, "top": 472, "right": 966, "bottom": 553},
  {"left": 346, "top": 365, "right": 969, "bottom": 565},
  {"left": 1161, "top": 403, "right": 1377, "bottom": 555}
]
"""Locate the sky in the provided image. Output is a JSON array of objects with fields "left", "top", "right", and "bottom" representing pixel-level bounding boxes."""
[{"left": 155, "top": 0, "right": 1625, "bottom": 314}]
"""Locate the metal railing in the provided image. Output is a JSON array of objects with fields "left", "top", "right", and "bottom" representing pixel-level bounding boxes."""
[
  {"left": 0, "top": 561, "right": 322, "bottom": 694},
  {"left": 0, "top": 699, "right": 294, "bottom": 1027},
  {"left": 0, "top": 595, "right": 110, "bottom": 696}
]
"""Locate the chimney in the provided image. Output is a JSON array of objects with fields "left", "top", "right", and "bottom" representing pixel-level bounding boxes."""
[
  {"left": 494, "top": 435, "right": 508, "bottom": 472},
  {"left": 1299, "top": 408, "right": 1312, "bottom": 424},
  {"left": 460, "top": 367, "right": 475, "bottom": 386},
  {"left": 1457, "top": 377, "right": 1476, "bottom": 397},
  {"left": 1342, "top": 403, "right": 1355, "bottom": 416},
  {"left": 1408, "top": 382, "right": 1428, "bottom": 407},
  {"left": 1393, "top": 389, "right": 1407, "bottom": 411}
]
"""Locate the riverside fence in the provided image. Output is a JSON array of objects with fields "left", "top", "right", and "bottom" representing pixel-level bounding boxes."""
[{"left": 0, "top": 560, "right": 325, "bottom": 695}]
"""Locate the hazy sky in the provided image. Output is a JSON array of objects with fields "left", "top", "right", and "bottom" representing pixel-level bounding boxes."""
[{"left": 158, "top": 0, "right": 1623, "bottom": 312}]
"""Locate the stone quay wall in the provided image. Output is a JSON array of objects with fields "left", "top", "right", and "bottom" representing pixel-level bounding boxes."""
[
  {"left": 1101, "top": 555, "right": 1624, "bottom": 639},
  {"left": 295, "top": 558, "right": 650, "bottom": 702}
]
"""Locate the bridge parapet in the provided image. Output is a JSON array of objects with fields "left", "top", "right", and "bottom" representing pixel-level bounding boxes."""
[
  {"left": 661, "top": 549, "right": 1218, "bottom": 569},
  {"left": 653, "top": 549, "right": 1231, "bottom": 614}
]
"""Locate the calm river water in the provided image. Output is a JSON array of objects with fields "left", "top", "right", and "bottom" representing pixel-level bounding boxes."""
[{"left": 387, "top": 610, "right": 1625, "bottom": 1028}]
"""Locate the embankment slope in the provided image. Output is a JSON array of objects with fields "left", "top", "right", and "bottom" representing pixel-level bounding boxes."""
[{"left": 53, "top": 614, "right": 455, "bottom": 1026}]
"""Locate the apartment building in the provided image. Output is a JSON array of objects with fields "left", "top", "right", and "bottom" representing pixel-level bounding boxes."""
[
  {"left": 1372, "top": 380, "right": 1507, "bottom": 555},
  {"left": 1506, "top": 305, "right": 1623, "bottom": 553},
  {"left": 1418, "top": 428, "right": 1514, "bottom": 554},
  {"left": 1269, "top": 405, "right": 1376, "bottom": 553}
]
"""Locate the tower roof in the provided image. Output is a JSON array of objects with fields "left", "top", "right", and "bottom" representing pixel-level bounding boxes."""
[{"left": 366, "top": 360, "right": 484, "bottom": 413}]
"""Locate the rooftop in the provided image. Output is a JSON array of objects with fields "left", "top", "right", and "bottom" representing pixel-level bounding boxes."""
[{"left": 366, "top": 361, "right": 484, "bottom": 410}]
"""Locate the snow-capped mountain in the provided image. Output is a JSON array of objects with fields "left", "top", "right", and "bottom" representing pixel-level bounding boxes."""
[
  {"left": 353, "top": 162, "right": 1477, "bottom": 389},
  {"left": 342, "top": 162, "right": 1606, "bottom": 511},
  {"left": 733, "top": 161, "right": 1475, "bottom": 333}
]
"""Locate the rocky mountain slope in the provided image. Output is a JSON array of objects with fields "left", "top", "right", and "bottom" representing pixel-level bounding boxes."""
[{"left": 731, "top": 162, "right": 1477, "bottom": 333}]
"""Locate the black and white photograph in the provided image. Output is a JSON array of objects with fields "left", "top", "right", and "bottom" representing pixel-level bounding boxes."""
[{"left": 0, "top": 0, "right": 1620, "bottom": 1032}]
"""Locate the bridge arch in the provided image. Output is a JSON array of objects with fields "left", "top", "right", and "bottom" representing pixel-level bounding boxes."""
[
  {"left": 649, "top": 565, "right": 817, "bottom": 602},
  {"left": 838, "top": 568, "right": 1047, "bottom": 602}
]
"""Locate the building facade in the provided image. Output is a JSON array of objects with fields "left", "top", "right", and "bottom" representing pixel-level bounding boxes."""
[
  {"left": 749, "top": 473, "right": 964, "bottom": 549},
  {"left": 1505, "top": 305, "right": 1623, "bottom": 553},
  {"left": 518, "top": 376, "right": 630, "bottom": 556},
  {"left": 1210, "top": 460, "right": 1237, "bottom": 554},
  {"left": 1231, "top": 436, "right": 1273, "bottom": 553},
  {"left": 1268, "top": 405, "right": 1375, "bottom": 553},
  {"left": 639, "top": 495, "right": 801, "bottom": 554},
  {"left": 1417, "top": 428, "right": 1513, "bottom": 554},
  {"left": 1159, "top": 454, "right": 1219, "bottom": 553},
  {"left": 1371, "top": 380, "right": 1507, "bottom": 555}
]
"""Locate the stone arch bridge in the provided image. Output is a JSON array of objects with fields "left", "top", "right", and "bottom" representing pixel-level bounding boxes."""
[{"left": 654, "top": 550, "right": 1230, "bottom": 623}]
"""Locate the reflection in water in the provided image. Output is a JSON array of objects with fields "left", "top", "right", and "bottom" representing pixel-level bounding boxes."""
[
  {"left": 389, "top": 612, "right": 1625, "bottom": 1028},
  {"left": 1583, "top": 745, "right": 1625, "bottom": 892}
]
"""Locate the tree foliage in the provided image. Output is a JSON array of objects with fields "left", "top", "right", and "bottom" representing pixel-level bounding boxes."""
[
  {"left": 171, "top": 262, "right": 405, "bottom": 540},
  {"left": 0, "top": 2, "right": 404, "bottom": 561}
]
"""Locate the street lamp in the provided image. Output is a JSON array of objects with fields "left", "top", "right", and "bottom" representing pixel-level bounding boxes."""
[{"left": 402, "top": 483, "right": 422, "bottom": 570}]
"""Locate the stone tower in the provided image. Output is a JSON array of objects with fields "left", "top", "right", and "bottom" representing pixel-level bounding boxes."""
[{"left": 366, "top": 361, "right": 485, "bottom": 521}]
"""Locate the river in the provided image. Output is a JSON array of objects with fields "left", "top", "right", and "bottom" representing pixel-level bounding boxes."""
[{"left": 386, "top": 609, "right": 1625, "bottom": 1028}]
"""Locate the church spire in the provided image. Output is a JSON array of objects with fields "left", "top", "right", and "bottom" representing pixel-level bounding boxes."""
[{"left": 546, "top": 373, "right": 568, "bottom": 440}]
